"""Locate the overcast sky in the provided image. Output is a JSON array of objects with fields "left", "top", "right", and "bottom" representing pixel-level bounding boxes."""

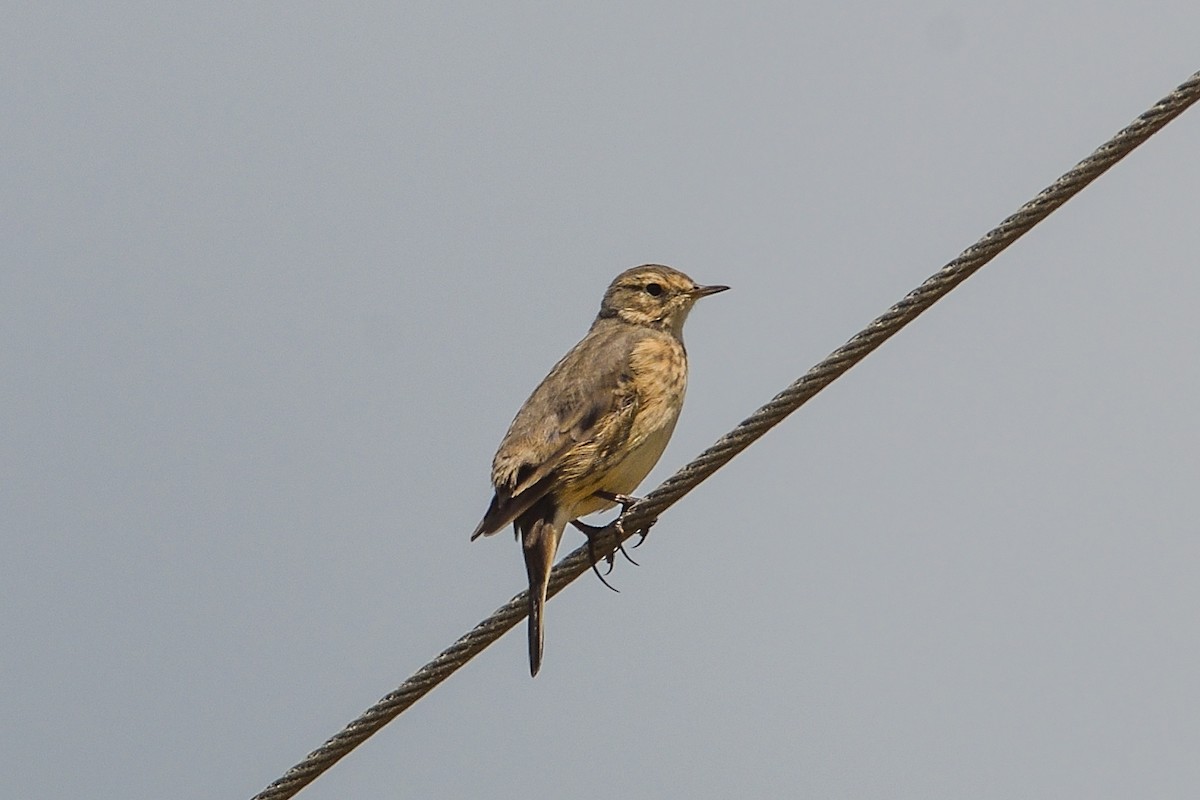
[{"left": 4, "top": 4, "right": 1199, "bottom": 799}]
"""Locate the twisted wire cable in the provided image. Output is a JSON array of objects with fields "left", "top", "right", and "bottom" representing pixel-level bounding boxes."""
[{"left": 252, "top": 69, "right": 1200, "bottom": 800}]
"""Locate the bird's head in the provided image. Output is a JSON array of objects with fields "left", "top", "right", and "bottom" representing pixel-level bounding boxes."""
[{"left": 598, "top": 265, "right": 728, "bottom": 335}]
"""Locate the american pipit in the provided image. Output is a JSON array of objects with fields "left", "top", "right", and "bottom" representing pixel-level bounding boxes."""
[{"left": 471, "top": 264, "right": 728, "bottom": 676}]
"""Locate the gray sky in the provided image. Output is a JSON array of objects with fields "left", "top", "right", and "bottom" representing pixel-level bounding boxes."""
[{"left": 4, "top": 4, "right": 1199, "bottom": 799}]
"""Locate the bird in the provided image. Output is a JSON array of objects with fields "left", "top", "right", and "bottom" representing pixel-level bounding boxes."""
[{"left": 471, "top": 264, "right": 728, "bottom": 676}]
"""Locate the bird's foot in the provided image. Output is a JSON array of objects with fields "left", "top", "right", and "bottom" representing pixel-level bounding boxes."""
[
  {"left": 571, "top": 519, "right": 623, "bottom": 592},
  {"left": 572, "top": 491, "right": 657, "bottom": 591},
  {"left": 594, "top": 491, "right": 656, "bottom": 548}
]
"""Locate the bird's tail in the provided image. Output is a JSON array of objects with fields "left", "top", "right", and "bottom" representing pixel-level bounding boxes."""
[{"left": 521, "top": 513, "right": 561, "bottom": 677}]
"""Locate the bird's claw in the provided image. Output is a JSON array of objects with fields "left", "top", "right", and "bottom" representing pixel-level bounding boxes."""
[
  {"left": 630, "top": 522, "right": 653, "bottom": 548},
  {"left": 572, "top": 491, "right": 657, "bottom": 590},
  {"left": 572, "top": 491, "right": 659, "bottom": 591},
  {"left": 595, "top": 491, "right": 656, "bottom": 550},
  {"left": 571, "top": 519, "right": 622, "bottom": 592}
]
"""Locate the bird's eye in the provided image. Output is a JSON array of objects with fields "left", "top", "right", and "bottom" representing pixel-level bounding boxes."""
[{"left": 644, "top": 283, "right": 663, "bottom": 296}]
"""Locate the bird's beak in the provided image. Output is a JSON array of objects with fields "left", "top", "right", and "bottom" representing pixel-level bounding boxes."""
[{"left": 690, "top": 284, "right": 730, "bottom": 298}]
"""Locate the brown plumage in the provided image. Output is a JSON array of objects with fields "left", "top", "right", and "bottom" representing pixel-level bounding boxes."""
[{"left": 472, "top": 265, "right": 727, "bottom": 676}]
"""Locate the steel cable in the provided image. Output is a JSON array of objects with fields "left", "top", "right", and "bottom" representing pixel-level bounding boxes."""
[{"left": 252, "top": 69, "right": 1200, "bottom": 800}]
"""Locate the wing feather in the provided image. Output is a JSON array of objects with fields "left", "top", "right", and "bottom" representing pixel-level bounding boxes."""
[{"left": 471, "top": 321, "right": 638, "bottom": 538}]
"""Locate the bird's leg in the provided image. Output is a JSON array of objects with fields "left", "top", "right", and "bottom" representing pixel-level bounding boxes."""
[
  {"left": 571, "top": 519, "right": 621, "bottom": 592},
  {"left": 571, "top": 489, "right": 658, "bottom": 589},
  {"left": 594, "top": 490, "right": 656, "bottom": 549}
]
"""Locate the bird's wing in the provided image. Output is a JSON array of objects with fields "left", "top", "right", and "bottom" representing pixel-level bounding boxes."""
[{"left": 471, "top": 323, "right": 638, "bottom": 539}]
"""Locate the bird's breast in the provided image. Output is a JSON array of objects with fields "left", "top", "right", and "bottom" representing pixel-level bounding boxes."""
[{"left": 585, "top": 334, "right": 688, "bottom": 507}]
